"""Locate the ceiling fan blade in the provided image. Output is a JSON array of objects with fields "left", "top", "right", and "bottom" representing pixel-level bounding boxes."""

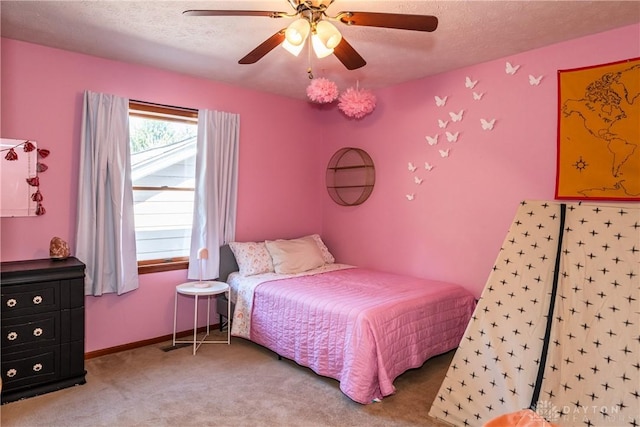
[
  {"left": 333, "top": 37, "right": 366, "bottom": 70},
  {"left": 183, "top": 10, "right": 290, "bottom": 19},
  {"left": 238, "top": 30, "right": 286, "bottom": 64},
  {"left": 337, "top": 11, "right": 438, "bottom": 32}
]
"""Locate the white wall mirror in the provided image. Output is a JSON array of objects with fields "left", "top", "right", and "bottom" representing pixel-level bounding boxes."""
[{"left": 1, "top": 138, "right": 39, "bottom": 217}]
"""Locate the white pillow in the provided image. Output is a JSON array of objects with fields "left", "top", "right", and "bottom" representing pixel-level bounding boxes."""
[
  {"left": 228, "top": 241, "right": 274, "bottom": 276},
  {"left": 265, "top": 236, "right": 325, "bottom": 274},
  {"left": 308, "top": 234, "right": 335, "bottom": 264}
]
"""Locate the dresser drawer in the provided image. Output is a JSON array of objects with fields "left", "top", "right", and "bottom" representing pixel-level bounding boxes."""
[
  {"left": 1, "top": 281, "right": 59, "bottom": 318},
  {"left": 1, "top": 345, "right": 60, "bottom": 390},
  {"left": 2, "top": 312, "right": 60, "bottom": 352}
]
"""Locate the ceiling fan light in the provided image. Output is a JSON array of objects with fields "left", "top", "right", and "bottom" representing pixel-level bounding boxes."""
[
  {"left": 282, "top": 38, "right": 306, "bottom": 56},
  {"left": 284, "top": 18, "right": 310, "bottom": 46},
  {"left": 311, "top": 34, "right": 334, "bottom": 58},
  {"left": 315, "top": 20, "right": 342, "bottom": 49}
]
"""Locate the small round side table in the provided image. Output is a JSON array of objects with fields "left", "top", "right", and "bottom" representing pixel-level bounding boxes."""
[{"left": 172, "top": 281, "right": 230, "bottom": 355}]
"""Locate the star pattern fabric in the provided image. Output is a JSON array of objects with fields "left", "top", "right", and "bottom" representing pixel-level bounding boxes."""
[
  {"left": 536, "top": 204, "right": 639, "bottom": 426},
  {"left": 429, "top": 201, "right": 639, "bottom": 427}
]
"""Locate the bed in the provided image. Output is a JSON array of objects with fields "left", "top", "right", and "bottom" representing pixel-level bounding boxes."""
[{"left": 217, "top": 236, "right": 476, "bottom": 404}]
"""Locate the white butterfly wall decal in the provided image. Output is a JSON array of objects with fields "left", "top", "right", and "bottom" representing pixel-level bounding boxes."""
[
  {"left": 438, "top": 119, "right": 449, "bottom": 129},
  {"left": 425, "top": 162, "right": 434, "bottom": 171},
  {"left": 473, "top": 92, "right": 484, "bottom": 100},
  {"left": 425, "top": 135, "right": 439, "bottom": 146},
  {"left": 449, "top": 110, "right": 464, "bottom": 122},
  {"left": 529, "top": 75, "right": 543, "bottom": 86},
  {"left": 480, "top": 118, "right": 496, "bottom": 130},
  {"left": 505, "top": 61, "right": 520, "bottom": 75},
  {"left": 434, "top": 95, "right": 448, "bottom": 107},
  {"left": 445, "top": 131, "right": 459, "bottom": 142},
  {"left": 439, "top": 149, "right": 450, "bottom": 158},
  {"left": 406, "top": 194, "right": 415, "bottom": 201},
  {"left": 414, "top": 176, "right": 423, "bottom": 185},
  {"left": 408, "top": 162, "right": 417, "bottom": 172},
  {"left": 465, "top": 76, "right": 478, "bottom": 89}
]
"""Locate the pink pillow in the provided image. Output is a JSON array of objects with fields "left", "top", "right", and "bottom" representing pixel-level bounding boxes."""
[{"left": 308, "top": 234, "right": 335, "bottom": 264}]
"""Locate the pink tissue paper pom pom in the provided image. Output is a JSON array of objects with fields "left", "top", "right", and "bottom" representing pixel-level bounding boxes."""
[
  {"left": 306, "top": 78, "right": 339, "bottom": 104},
  {"left": 338, "top": 87, "right": 376, "bottom": 118}
]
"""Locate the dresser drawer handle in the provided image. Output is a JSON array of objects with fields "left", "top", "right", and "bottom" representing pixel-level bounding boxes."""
[
  {"left": 7, "top": 331, "right": 18, "bottom": 341},
  {"left": 33, "top": 327, "right": 43, "bottom": 337},
  {"left": 33, "top": 295, "right": 43, "bottom": 304},
  {"left": 6, "top": 368, "right": 17, "bottom": 378},
  {"left": 33, "top": 363, "right": 43, "bottom": 372},
  {"left": 6, "top": 298, "right": 17, "bottom": 308}
]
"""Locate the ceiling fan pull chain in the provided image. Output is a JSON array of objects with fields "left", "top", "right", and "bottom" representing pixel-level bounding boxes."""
[{"left": 307, "top": 39, "right": 314, "bottom": 79}]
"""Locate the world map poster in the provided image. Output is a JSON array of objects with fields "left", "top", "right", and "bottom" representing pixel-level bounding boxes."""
[{"left": 555, "top": 57, "right": 639, "bottom": 200}]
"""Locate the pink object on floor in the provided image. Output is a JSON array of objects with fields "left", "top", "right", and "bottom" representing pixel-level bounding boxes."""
[{"left": 483, "top": 409, "right": 559, "bottom": 427}]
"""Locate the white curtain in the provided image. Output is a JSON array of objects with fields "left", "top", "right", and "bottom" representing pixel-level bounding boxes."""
[
  {"left": 188, "top": 109, "right": 240, "bottom": 280},
  {"left": 76, "top": 91, "right": 139, "bottom": 296}
]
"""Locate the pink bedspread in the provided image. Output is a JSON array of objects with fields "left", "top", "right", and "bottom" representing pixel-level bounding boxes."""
[{"left": 249, "top": 268, "right": 476, "bottom": 404}]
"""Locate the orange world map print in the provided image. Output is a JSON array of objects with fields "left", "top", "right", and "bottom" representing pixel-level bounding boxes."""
[{"left": 555, "top": 57, "right": 639, "bottom": 200}]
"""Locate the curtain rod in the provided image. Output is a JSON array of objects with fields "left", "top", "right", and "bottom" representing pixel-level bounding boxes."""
[{"left": 129, "top": 99, "right": 198, "bottom": 114}]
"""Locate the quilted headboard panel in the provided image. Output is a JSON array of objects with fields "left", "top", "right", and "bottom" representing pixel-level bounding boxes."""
[{"left": 218, "top": 244, "right": 239, "bottom": 282}]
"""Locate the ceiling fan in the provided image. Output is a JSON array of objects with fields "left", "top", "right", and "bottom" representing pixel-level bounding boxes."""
[{"left": 183, "top": 0, "right": 438, "bottom": 71}]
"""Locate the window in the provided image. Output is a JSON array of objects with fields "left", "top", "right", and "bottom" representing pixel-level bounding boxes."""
[{"left": 129, "top": 101, "right": 198, "bottom": 273}]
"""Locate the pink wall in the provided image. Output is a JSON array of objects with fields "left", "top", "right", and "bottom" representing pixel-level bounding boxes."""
[
  {"left": 1, "top": 24, "right": 638, "bottom": 353},
  {"left": 0, "top": 39, "right": 324, "bottom": 352},
  {"left": 319, "top": 24, "right": 640, "bottom": 295}
]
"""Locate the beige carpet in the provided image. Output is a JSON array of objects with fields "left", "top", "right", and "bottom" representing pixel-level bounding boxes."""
[{"left": 1, "top": 332, "right": 454, "bottom": 426}]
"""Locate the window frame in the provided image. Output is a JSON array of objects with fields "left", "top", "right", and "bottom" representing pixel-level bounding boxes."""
[{"left": 129, "top": 100, "right": 198, "bottom": 275}]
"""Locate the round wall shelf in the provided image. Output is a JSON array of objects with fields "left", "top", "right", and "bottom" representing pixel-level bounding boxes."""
[{"left": 326, "top": 147, "right": 375, "bottom": 206}]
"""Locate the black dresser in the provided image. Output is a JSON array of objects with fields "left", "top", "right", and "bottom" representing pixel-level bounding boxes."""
[{"left": 1, "top": 257, "right": 86, "bottom": 404}]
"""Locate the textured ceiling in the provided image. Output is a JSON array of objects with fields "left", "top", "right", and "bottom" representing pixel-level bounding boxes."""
[{"left": 2, "top": 1, "right": 639, "bottom": 100}]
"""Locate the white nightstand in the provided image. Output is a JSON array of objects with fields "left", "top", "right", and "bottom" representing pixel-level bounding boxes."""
[{"left": 172, "top": 281, "right": 230, "bottom": 355}]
